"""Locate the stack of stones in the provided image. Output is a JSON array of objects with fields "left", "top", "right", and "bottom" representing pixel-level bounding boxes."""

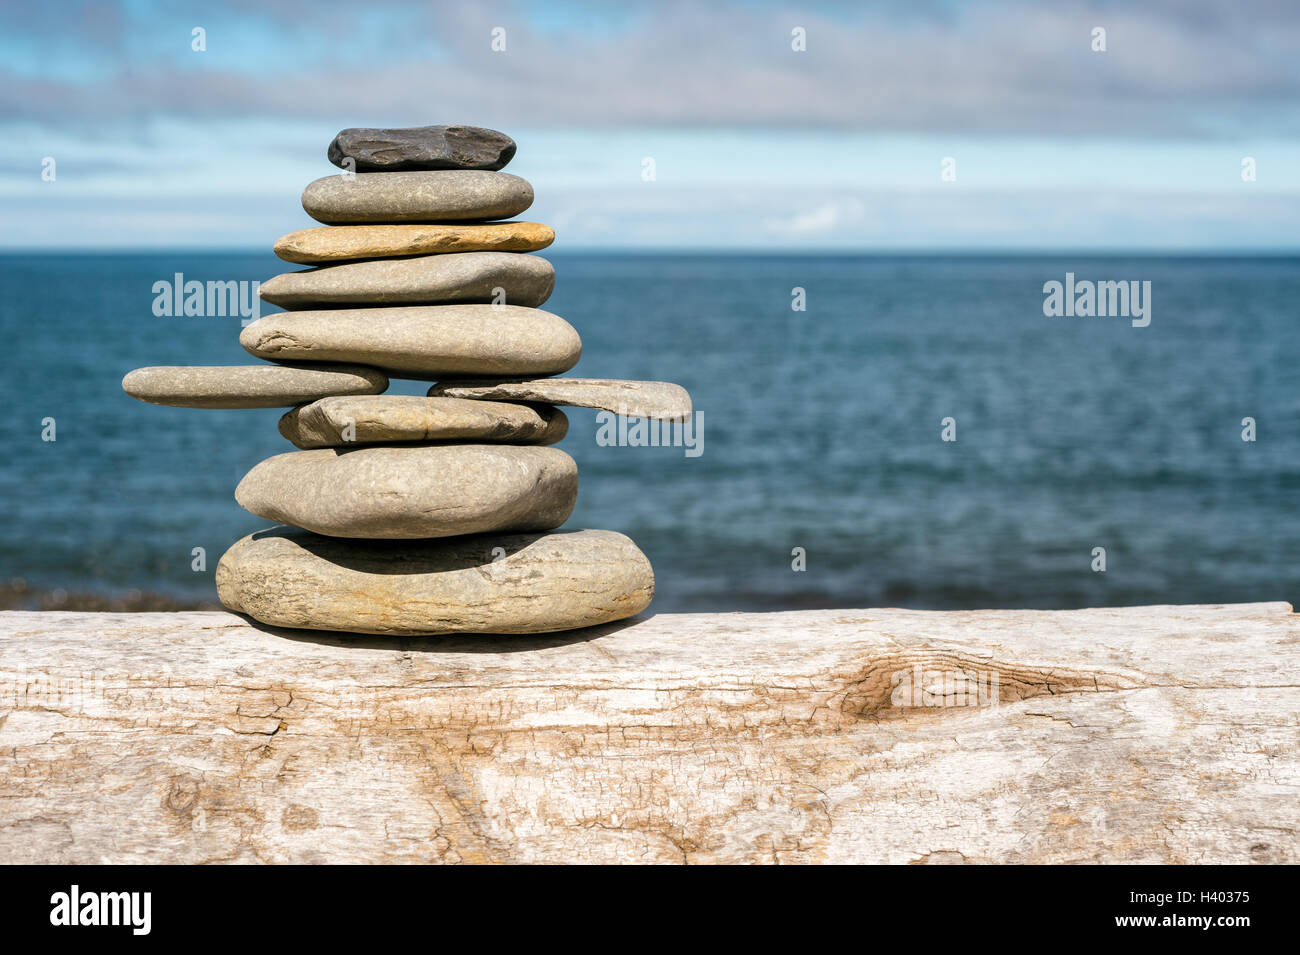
[{"left": 122, "top": 124, "right": 691, "bottom": 636}]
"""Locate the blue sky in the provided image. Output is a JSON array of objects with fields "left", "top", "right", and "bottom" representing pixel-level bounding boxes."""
[{"left": 4, "top": 0, "right": 1299, "bottom": 250}]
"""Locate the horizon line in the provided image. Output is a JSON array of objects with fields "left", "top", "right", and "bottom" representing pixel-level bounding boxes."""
[{"left": 3, "top": 247, "right": 1300, "bottom": 258}]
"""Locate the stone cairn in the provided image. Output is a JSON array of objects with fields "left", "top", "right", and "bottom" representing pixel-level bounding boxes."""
[{"left": 123, "top": 124, "right": 691, "bottom": 636}]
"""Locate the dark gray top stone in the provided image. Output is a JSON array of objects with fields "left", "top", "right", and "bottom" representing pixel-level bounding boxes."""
[{"left": 328, "top": 125, "right": 516, "bottom": 172}]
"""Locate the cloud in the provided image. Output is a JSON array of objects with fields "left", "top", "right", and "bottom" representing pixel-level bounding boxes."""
[
  {"left": 766, "top": 199, "right": 865, "bottom": 235},
  {"left": 3, "top": 1, "right": 1296, "bottom": 249},
  {"left": 11, "top": 186, "right": 1295, "bottom": 251},
  {"left": 2, "top": 0, "right": 1299, "bottom": 137}
]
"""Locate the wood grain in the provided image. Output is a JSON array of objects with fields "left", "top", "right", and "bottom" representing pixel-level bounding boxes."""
[{"left": 1, "top": 603, "right": 1296, "bottom": 864}]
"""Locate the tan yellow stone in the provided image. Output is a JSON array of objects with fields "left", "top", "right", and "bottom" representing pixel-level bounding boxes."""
[{"left": 273, "top": 222, "right": 555, "bottom": 264}]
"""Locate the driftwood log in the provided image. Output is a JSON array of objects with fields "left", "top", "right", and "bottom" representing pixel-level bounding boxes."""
[{"left": 1, "top": 603, "right": 1296, "bottom": 864}]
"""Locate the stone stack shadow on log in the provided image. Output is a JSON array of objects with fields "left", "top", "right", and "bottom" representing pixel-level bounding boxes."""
[{"left": 120, "top": 124, "right": 692, "bottom": 635}]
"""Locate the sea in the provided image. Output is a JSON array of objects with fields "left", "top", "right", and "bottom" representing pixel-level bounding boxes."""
[{"left": 1, "top": 252, "right": 1296, "bottom": 613}]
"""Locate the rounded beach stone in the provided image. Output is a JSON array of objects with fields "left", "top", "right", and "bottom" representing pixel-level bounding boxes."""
[
  {"left": 301, "top": 170, "right": 532, "bottom": 224},
  {"left": 259, "top": 252, "right": 554, "bottom": 309},
  {"left": 235, "top": 445, "right": 577, "bottom": 539},
  {"left": 273, "top": 222, "right": 554, "bottom": 264},
  {"left": 241, "top": 304, "right": 579, "bottom": 378},
  {"left": 122, "top": 364, "right": 387, "bottom": 409},
  {"left": 429, "top": 377, "right": 692, "bottom": 421},
  {"left": 216, "top": 526, "right": 654, "bottom": 635},
  {"left": 278, "top": 396, "right": 568, "bottom": 449},
  {"left": 327, "top": 125, "right": 517, "bottom": 172}
]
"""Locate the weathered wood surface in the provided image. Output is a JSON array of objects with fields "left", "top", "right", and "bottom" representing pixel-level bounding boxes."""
[{"left": 1, "top": 603, "right": 1296, "bottom": 864}]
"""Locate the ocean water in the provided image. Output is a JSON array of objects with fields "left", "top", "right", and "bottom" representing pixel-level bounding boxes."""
[{"left": 1, "top": 252, "right": 1296, "bottom": 613}]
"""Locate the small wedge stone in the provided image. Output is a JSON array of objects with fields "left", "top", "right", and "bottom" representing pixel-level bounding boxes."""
[{"left": 429, "top": 378, "right": 693, "bottom": 421}]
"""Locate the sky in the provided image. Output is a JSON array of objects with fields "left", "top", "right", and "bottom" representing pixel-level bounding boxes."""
[{"left": 3, "top": 0, "right": 1299, "bottom": 251}]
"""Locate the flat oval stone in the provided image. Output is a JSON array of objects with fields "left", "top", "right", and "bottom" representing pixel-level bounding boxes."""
[
  {"left": 328, "top": 125, "right": 517, "bottom": 172},
  {"left": 216, "top": 526, "right": 654, "bottom": 635},
  {"left": 302, "top": 170, "right": 532, "bottom": 224},
  {"left": 429, "top": 378, "right": 693, "bottom": 421},
  {"left": 274, "top": 222, "right": 554, "bottom": 264},
  {"left": 122, "top": 364, "right": 387, "bottom": 409},
  {"left": 241, "top": 304, "right": 579, "bottom": 378},
  {"left": 235, "top": 445, "right": 577, "bottom": 539},
  {"left": 278, "top": 396, "right": 568, "bottom": 449},
  {"left": 259, "top": 252, "right": 554, "bottom": 309}
]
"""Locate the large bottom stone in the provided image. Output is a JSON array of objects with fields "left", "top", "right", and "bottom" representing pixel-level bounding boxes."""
[{"left": 216, "top": 526, "right": 655, "bottom": 635}]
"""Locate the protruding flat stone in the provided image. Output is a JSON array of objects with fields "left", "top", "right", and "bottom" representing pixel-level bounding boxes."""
[
  {"left": 235, "top": 445, "right": 577, "bottom": 539},
  {"left": 302, "top": 170, "right": 532, "bottom": 224},
  {"left": 278, "top": 396, "right": 568, "bottom": 449},
  {"left": 259, "top": 253, "right": 554, "bottom": 309},
  {"left": 241, "top": 304, "right": 578, "bottom": 378},
  {"left": 216, "top": 526, "right": 654, "bottom": 635},
  {"left": 328, "top": 125, "right": 516, "bottom": 172},
  {"left": 122, "top": 364, "right": 387, "bottom": 409},
  {"left": 274, "top": 222, "right": 554, "bottom": 264},
  {"left": 429, "top": 378, "right": 693, "bottom": 421}
]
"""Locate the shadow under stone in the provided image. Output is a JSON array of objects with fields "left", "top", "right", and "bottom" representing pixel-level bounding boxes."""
[{"left": 233, "top": 610, "right": 653, "bottom": 654}]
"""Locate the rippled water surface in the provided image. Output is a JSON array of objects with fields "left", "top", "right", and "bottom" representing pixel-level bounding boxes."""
[{"left": 2, "top": 252, "right": 1296, "bottom": 612}]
